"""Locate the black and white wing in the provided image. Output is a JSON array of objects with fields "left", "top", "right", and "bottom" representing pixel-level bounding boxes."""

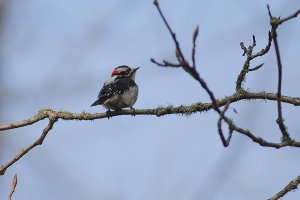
[{"left": 91, "top": 77, "right": 136, "bottom": 106}]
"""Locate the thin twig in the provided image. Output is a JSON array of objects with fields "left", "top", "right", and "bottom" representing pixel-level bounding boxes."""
[
  {"left": 150, "top": 58, "right": 181, "bottom": 67},
  {"left": 217, "top": 99, "right": 232, "bottom": 147},
  {"left": 151, "top": 1, "right": 300, "bottom": 152},
  {"left": 153, "top": 1, "right": 221, "bottom": 114},
  {"left": 248, "top": 63, "right": 264, "bottom": 72},
  {"left": 192, "top": 26, "right": 199, "bottom": 69},
  {"left": 236, "top": 33, "right": 272, "bottom": 91},
  {"left": 252, "top": 35, "right": 256, "bottom": 47},
  {"left": 8, "top": 174, "right": 17, "bottom": 200},
  {"left": 153, "top": 0, "right": 206, "bottom": 82},
  {"left": 1, "top": 118, "right": 57, "bottom": 175},
  {"left": 153, "top": 0, "right": 187, "bottom": 64},
  {"left": 252, "top": 31, "right": 272, "bottom": 58},
  {"left": 240, "top": 42, "right": 247, "bottom": 56},
  {"left": 278, "top": 8, "right": 300, "bottom": 25},
  {"left": 268, "top": 175, "right": 300, "bottom": 200},
  {"left": 268, "top": 5, "right": 291, "bottom": 140}
]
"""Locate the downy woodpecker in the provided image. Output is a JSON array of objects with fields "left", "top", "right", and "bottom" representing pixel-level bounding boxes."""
[{"left": 91, "top": 65, "right": 140, "bottom": 111}]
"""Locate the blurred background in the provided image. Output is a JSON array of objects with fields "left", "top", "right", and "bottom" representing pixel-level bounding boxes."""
[{"left": 1, "top": 0, "right": 300, "bottom": 199}]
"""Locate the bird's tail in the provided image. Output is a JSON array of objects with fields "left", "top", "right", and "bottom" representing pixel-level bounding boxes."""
[{"left": 91, "top": 99, "right": 101, "bottom": 107}]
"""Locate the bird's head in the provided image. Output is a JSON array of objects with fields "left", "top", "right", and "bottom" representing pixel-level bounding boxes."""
[{"left": 111, "top": 65, "right": 140, "bottom": 80}]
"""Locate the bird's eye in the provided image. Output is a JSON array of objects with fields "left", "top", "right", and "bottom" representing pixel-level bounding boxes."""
[{"left": 125, "top": 69, "right": 130, "bottom": 74}]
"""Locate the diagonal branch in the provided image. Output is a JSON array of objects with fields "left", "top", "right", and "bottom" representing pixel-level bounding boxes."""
[
  {"left": 153, "top": 0, "right": 202, "bottom": 81},
  {"left": 153, "top": 0, "right": 221, "bottom": 115},
  {"left": 277, "top": 8, "right": 300, "bottom": 25},
  {"left": 0, "top": 117, "right": 57, "bottom": 175},
  {"left": 248, "top": 63, "right": 264, "bottom": 72},
  {"left": 268, "top": 175, "right": 300, "bottom": 200},
  {"left": 153, "top": 0, "right": 187, "bottom": 65},
  {"left": 0, "top": 110, "right": 48, "bottom": 131}
]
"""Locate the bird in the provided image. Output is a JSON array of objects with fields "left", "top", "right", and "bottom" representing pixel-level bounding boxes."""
[{"left": 91, "top": 65, "right": 140, "bottom": 111}]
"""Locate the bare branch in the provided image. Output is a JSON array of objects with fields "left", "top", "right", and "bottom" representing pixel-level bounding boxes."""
[
  {"left": 248, "top": 63, "right": 264, "bottom": 72},
  {"left": 151, "top": 1, "right": 300, "bottom": 152},
  {"left": 252, "top": 31, "right": 272, "bottom": 59},
  {"left": 192, "top": 26, "right": 199, "bottom": 68},
  {"left": 230, "top": 123, "right": 299, "bottom": 148},
  {"left": 150, "top": 58, "right": 181, "bottom": 67},
  {"left": 152, "top": 0, "right": 208, "bottom": 84},
  {"left": 153, "top": 1, "right": 222, "bottom": 116},
  {"left": 240, "top": 42, "right": 247, "bottom": 56},
  {"left": 236, "top": 33, "right": 272, "bottom": 92},
  {"left": 268, "top": 5, "right": 291, "bottom": 140},
  {"left": 153, "top": 0, "right": 187, "bottom": 65},
  {"left": 278, "top": 8, "right": 300, "bottom": 25},
  {"left": 1, "top": 91, "right": 298, "bottom": 175},
  {"left": 0, "top": 111, "right": 47, "bottom": 131},
  {"left": 1, "top": 92, "right": 299, "bottom": 133},
  {"left": 252, "top": 35, "right": 256, "bottom": 47},
  {"left": 269, "top": 175, "right": 300, "bottom": 200},
  {"left": 1, "top": 118, "right": 57, "bottom": 175},
  {"left": 8, "top": 174, "right": 17, "bottom": 200},
  {"left": 217, "top": 99, "right": 232, "bottom": 147}
]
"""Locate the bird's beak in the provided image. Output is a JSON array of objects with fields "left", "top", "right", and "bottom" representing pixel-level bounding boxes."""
[{"left": 131, "top": 67, "right": 140, "bottom": 74}]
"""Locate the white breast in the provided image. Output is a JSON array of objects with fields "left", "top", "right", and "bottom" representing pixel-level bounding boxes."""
[{"left": 120, "top": 85, "right": 138, "bottom": 107}]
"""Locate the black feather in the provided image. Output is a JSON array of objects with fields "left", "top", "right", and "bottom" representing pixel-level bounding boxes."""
[{"left": 91, "top": 76, "right": 136, "bottom": 106}]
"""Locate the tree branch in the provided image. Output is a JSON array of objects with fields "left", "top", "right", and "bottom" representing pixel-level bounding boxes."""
[
  {"left": 217, "top": 99, "right": 233, "bottom": 147},
  {"left": 268, "top": 5, "right": 291, "bottom": 140},
  {"left": 153, "top": 0, "right": 222, "bottom": 116},
  {"left": 1, "top": 91, "right": 300, "bottom": 175},
  {"left": 151, "top": 0, "right": 300, "bottom": 151},
  {"left": 1, "top": 117, "right": 57, "bottom": 175},
  {"left": 192, "top": 26, "right": 199, "bottom": 69},
  {"left": 277, "top": 8, "right": 300, "bottom": 25},
  {"left": 236, "top": 33, "right": 272, "bottom": 92},
  {"left": 269, "top": 175, "right": 300, "bottom": 200},
  {"left": 151, "top": 2, "right": 300, "bottom": 198},
  {"left": 8, "top": 174, "right": 17, "bottom": 200},
  {"left": 1, "top": 92, "right": 299, "bottom": 132}
]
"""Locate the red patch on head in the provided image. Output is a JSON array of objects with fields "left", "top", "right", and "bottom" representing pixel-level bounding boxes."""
[{"left": 112, "top": 69, "right": 119, "bottom": 75}]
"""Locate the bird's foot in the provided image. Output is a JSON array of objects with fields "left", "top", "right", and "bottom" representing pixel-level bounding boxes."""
[
  {"left": 106, "top": 109, "right": 112, "bottom": 119},
  {"left": 130, "top": 106, "right": 136, "bottom": 116}
]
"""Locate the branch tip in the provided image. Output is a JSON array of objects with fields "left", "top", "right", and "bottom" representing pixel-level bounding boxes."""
[
  {"left": 252, "top": 35, "right": 256, "bottom": 47},
  {"left": 267, "top": 4, "right": 272, "bottom": 18},
  {"left": 248, "top": 63, "right": 264, "bottom": 72},
  {"left": 8, "top": 174, "right": 18, "bottom": 200},
  {"left": 240, "top": 42, "right": 247, "bottom": 56},
  {"left": 193, "top": 26, "right": 199, "bottom": 43}
]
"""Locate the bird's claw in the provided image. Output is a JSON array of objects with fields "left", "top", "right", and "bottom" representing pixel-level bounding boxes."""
[
  {"left": 130, "top": 107, "right": 136, "bottom": 116},
  {"left": 106, "top": 109, "right": 112, "bottom": 119}
]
